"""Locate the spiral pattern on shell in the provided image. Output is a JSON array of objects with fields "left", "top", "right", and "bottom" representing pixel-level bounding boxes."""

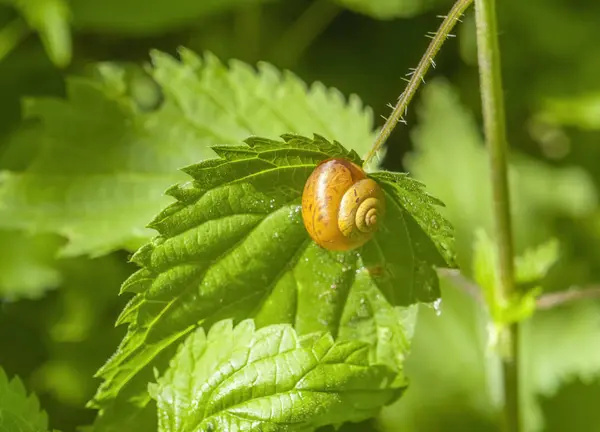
[{"left": 301, "top": 158, "right": 385, "bottom": 251}]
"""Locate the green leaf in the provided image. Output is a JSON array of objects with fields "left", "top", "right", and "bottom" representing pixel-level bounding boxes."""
[
  {"left": 91, "top": 135, "right": 451, "bottom": 410},
  {"left": 472, "top": 230, "right": 558, "bottom": 325},
  {"left": 514, "top": 237, "right": 559, "bottom": 286},
  {"left": 338, "top": 283, "right": 418, "bottom": 388},
  {"left": 471, "top": 230, "right": 497, "bottom": 306},
  {"left": 376, "top": 282, "right": 498, "bottom": 432},
  {"left": 333, "top": 0, "right": 440, "bottom": 19},
  {"left": 9, "top": 0, "right": 71, "bottom": 67},
  {"left": 150, "top": 319, "right": 399, "bottom": 431},
  {"left": 0, "top": 367, "right": 49, "bottom": 432},
  {"left": 84, "top": 397, "right": 157, "bottom": 432},
  {"left": 540, "top": 381, "right": 600, "bottom": 432},
  {"left": 397, "top": 258, "right": 600, "bottom": 432},
  {"left": 538, "top": 93, "right": 600, "bottom": 130},
  {"left": 522, "top": 302, "right": 600, "bottom": 432},
  {"left": 406, "top": 79, "right": 596, "bottom": 269},
  {"left": 437, "top": 233, "right": 600, "bottom": 432},
  {"left": 472, "top": 230, "right": 559, "bottom": 298},
  {"left": 0, "top": 49, "right": 376, "bottom": 257},
  {"left": 70, "top": 0, "right": 273, "bottom": 35},
  {"left": 0, "top": 229, "right": 62, "bottom": 300}
]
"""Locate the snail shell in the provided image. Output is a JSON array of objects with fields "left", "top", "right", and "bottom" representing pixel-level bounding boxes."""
[{"left": 301, "top": 158, "right": 385, "bottom": 251}]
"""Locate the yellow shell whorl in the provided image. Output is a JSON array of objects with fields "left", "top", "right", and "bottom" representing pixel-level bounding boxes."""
[
  {"left": 355, "top": 198, "right": 380, "bottom": 232},
  {"left": 338, "top": 179, "right": 385, "bottom": 240}
]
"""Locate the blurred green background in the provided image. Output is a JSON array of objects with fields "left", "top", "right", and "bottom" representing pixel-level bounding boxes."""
[{"left": 1, "top": 0, "right": 600, "bottom": 431}]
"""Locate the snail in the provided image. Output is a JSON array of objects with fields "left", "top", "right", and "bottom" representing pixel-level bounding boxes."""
[{"left": 301, "top": 158, "right": 385, "bottom": 251}]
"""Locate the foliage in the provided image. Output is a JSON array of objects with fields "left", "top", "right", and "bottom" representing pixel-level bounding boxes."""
[
  {"left": 0, "top": 367, "right": 49, "bottom": 432},
  {"left": 90, "top": 133, "right": 451, "bottom": 429},
  {"left": 0, "top": 230, "right": 62, "bottom": 300},
  {"left": 150, "top": 319, "right": 399, "bottom": 431},
  {"left": 406, "top": 79, "right": 597, "bottom": 270},
  {"left": 1, "top": 0, "right": 600, "bottom": 431},
  {"left": 0, "top": 50, "right": 376, "bottom": 257},
  {"left": 2, "top": 0, "right": 71, "bottom": 67},
  {"left": 522, "top": 301, "right": 600, "bottom": 431}
]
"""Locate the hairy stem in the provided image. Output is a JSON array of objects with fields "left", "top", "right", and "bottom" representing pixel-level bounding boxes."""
[
  {"left": 362, "top": 0, "right": 473, "bottom": 166},
  {"left": 474, "top": 0, "right": 519, "bottom": 430},
  {"left": 536, "top": 286, "right": 600, "bottom": 310},
  {"left": 271, "top": 0, "right": 341, "bottom": 69},
  {"left": 0, "top": 17, "right": 29, "bottom": 64}
]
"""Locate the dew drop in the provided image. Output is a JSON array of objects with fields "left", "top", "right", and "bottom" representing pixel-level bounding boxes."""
[
  {"left": 180, "top": 180, "right": 194, "bottom": 190},
  {"left": 152, "top": 236, "right": 166, "bottom": 247},
  {"left": 433, "top": 298, "right": 442, "bottom": 316},
  {"left": 288, "top": 205, "right": 302, "bottom": 220}
]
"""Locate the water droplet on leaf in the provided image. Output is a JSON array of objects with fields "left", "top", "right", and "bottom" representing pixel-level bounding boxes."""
[{"left": 433, "top": 298, "right": 442, "bottom": 316}]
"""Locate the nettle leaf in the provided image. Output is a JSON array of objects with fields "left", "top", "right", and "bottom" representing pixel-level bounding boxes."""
[
  {"left": 333, "top": 0, "right": 440, "bottom": 19},
  {"left": 0, "top": 49, "right": 376, "bottom": 257},
  {"left": 70, "top": 0, "right": 274, "bottom": 35},
  {"left": 472, "top": 230, "right": 559, "bottom": 295},
  {"left": 0, "top": 229, "right": 62, "bottom": 300},
  {"left": 472, "top": 230, "right": 559, "bottom": 324},
  {"left": 440, "top": 232, "right": 600, "bottom": 432},
  {"left": 338, "top": 283, "right": 418, "bottom": 389},
  {"left": 150, "top": 319, "right": 398, "bottom": 431},
  {"left": 4, "top": 0, "right": 72, "bottom": 67},
  {"left": 406, "top": 79, "right": 596, "bottom": 269},
  {"left": 538, "top": 93, "right": 600, "bottom": 130},
  {"left": 92, "top": 135, "right": 452, "bottom": 412},
  {"left": 0, "top": 367, "right": 49, "bottom": 432},
  {"left": 376, "top": 281, "right": 498, "bottom": 432},
  {"left": 523, "top": 302, "right": 600, "bottom": 432}
]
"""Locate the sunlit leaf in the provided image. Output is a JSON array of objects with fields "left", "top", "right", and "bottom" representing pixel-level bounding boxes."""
[
  {"left": 0, "top": 367, "right": 49, "bottom": 432},
  {"left": 471, "top": 230, "right": 559, "bottom": 323},
  {"left": 0, "top": 49, "right": 376, "bottom": 257},
  {"left": 91, "top": 135, "right": 452, "bottom": 420},
  {"left": 150, "top": 319, "right": 399, "bottom": 431}
]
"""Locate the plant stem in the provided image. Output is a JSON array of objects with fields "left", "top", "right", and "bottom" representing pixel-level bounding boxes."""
[
  {"left": 536, "top": 286, "right": 600, "bottom": 310},
  {"left": 0, "top": 17, "right": 29, "bottom": 64},
  {"left": 474, "top": 0, "right": 519, "bottom": 430},
  {"left": 271, "top": 0, "right": 341, "bottom": 69},
  {"left": 362, "top": 0, "right": 473, "bottom": 167}
]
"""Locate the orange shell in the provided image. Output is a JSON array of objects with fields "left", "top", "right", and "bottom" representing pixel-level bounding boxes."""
[{"left": 301, "top": 158, "right": 370, "bottom": 251}]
